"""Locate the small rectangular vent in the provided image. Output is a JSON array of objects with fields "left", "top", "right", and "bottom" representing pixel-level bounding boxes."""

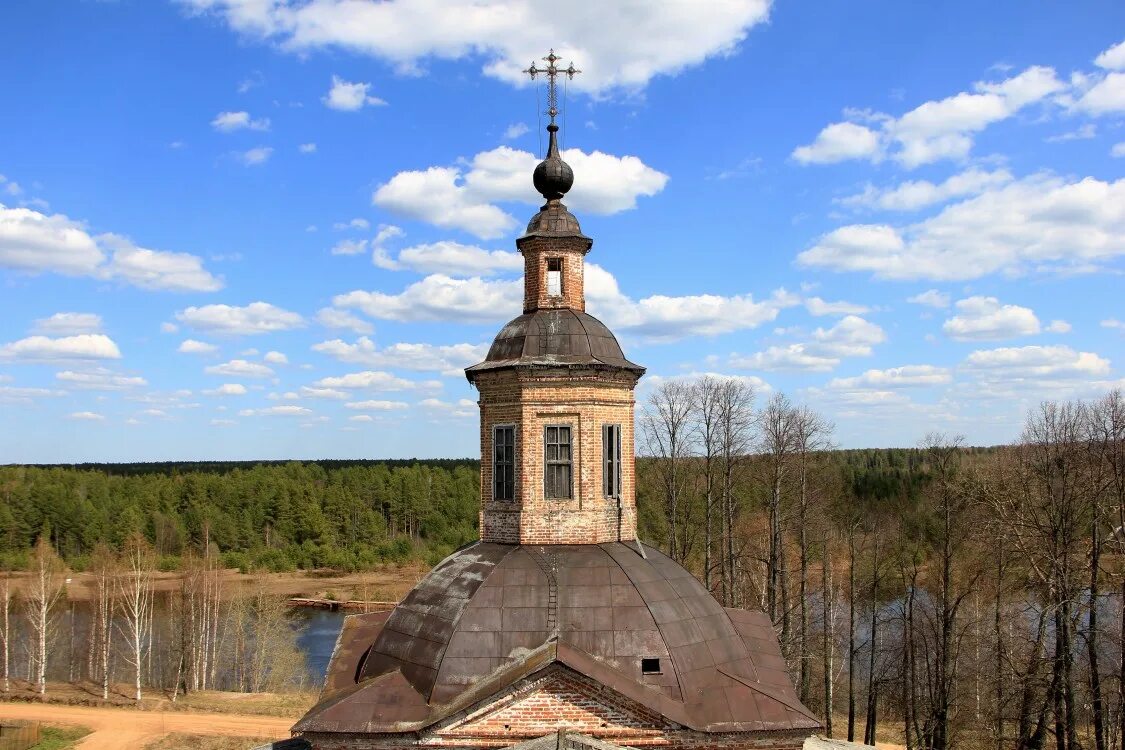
[{"left": 641, "top": 658, "right": 662, "bottom": 675}]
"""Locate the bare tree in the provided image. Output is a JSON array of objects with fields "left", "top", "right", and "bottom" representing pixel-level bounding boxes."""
[
  {"left": 642, "top": 380, "right": 697, "bottom": 563},
  {"left": 759, "top": 393, "right": 798, "bottom": 631},
  {"left": 117, "top": 533, "right": 155, "bottom": 702},
  {"left": 716, "top": 378, "right": 755, "bottom": 607},
  {"left": 24, "top": 535, "right": 65, "bottom": 695},
  {"left": 0, "top": 568, "right": 10, "bottom": 693},
  {"left": 692, "top": 376, "right": 725, "bottom": 594},
  {"left": 89, "top": 543, "right": 117, "bottom": 699}
]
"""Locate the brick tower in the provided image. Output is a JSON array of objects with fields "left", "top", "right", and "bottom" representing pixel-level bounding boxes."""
[
  {"left": 293, "top": 51, "right": 819, "bottom": 750},
  {"left": 464, "top": 119, "right": 645, "bottom": 546}
]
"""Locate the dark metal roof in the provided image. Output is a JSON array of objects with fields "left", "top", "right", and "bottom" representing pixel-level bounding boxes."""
[
  {"left": 521, "top": 199, "right": 588, "bottom": 239},
  {"left": 465, "top": 309, "right": 645, "bottom": 378},
  {"left": 294, "top": 542, "right": 820, "bottom": 736}
]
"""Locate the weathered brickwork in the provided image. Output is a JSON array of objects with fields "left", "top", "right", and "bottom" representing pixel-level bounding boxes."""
[
  {"left": 518, "top": 235, "right": 590, "bottom": 313},
  {"left": 473, "top": 368, "right": 640, "bottom": 545}
]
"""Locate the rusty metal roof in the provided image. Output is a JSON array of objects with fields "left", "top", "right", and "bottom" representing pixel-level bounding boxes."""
[
  {"left": 465, "top": 309, "right": 645, "bottom": 378},
  {"left": 294, "top": 542, "right": 820, "bottom": 737}
]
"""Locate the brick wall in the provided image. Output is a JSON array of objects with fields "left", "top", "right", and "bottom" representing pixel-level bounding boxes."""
[
  {"left": 474, "top": 368, "right": 640, "bottom": 545},
  {"left": 517, "top": 235, "right": 590, "bottom": 313}
]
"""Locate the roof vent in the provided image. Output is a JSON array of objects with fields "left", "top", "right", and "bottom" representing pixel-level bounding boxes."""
[{"left": 641, "top": 658, "right": 662, "bottom": 675}]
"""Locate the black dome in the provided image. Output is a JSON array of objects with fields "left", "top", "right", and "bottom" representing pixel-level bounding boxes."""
[
  {"left": 533, "top": 155, "right": 574, "bottom": 200},
  {"left": 466, "top": 309, "right": 644, "bottom": 377}
]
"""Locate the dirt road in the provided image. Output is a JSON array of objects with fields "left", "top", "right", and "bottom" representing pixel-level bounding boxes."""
[{"left": 0, "top": 702, "right": 293, "bottom": 749}]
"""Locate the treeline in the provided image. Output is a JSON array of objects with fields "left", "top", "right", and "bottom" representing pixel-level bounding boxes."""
[
  {"left": 637, "top": 378, "right": 1124, "bottom": 750},
  {"left": 0, "top": 461, "right": 479, "bottom": 571}
]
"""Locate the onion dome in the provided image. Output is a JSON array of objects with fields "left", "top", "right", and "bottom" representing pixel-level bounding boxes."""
[{"left": 532, "top": 124, "right": 573, "bottom": 200}]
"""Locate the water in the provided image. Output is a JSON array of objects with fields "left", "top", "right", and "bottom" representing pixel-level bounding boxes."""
[{"left": 293, "top": 608, "right": 347, "bottom": 684}]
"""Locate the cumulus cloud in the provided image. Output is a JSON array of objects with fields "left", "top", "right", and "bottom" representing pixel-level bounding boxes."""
[
  {"left": 178, "top": 339, "right": 218, "bottom": 354},
  {"left": 263, "top": 350, "right": 288, "bottom": 365},
  {"left": 334, "top": 218, "right": 370, "bottom": 231},
  {"left": 963, "top": 345, "right": 1110, "bottom": 379},
  {"left": 730, "top": 315, "right": 885, "bottom": 372},
  {"left": 372, "top": 240, "right": 522, "bottom": 276},
  {"left": 56, "top": 369, "right": 147, "bottom": 390},
  {"left": 175, "top": 302, "right": 305, "bottom": 335},
  {"left": 1095, "top": 39, "right": 1125, "bottom": 71},
  {"left": 1113, "top": 142, "right": 1125, "bottom": 158},
  {"left": 804, "top": 297, "right": 870, "bottom": 316},
  {"left": 503, "top": 123, "right": 529, "bottom": 139},
  {"left": 241, "top": 405, "right": 313, "bottom": 416},
  {"left": 0, "top": 204, "right": 221, "bottom": 291},
  {"left": 203, "top": 383, "right": 248, "bottom": 396},
  {"left": 0, "top": 385, "right": 67, "bottom": 404},
  {"left": 32, "top": 312, "right": 103, "bottom": 335},
  {"left": 313, "top": 370, "right": 435, "bottom": 392},
  {"left": 312, "top": 337, "right": 487, "bottom": 374},
  {"left": 299, "top": 142, "right": 317, "bottom": 153},
  {"left": 204, "top": 359, "right": 275, "bottom": 378},
  {"left": 793, "top": 66, "right": 1064, "bottom": 168},
  {"left": 907, "top": 290, "right": 951, "bottom": 308},
  {"left": 798, "top": 175, "right": 1125, "bottom": 280},
  {"left": 343, "top": 400, "right": 409, "bottom": 411},
  {"left": 0, "top": 334, "right": 122, "bottom": 362},
  {"left": 323, "top": 75, "right": 386, "bottom": 111},
  {"left": 942, "top": 296, "right": 1041, "bottom": 341},
  {"left": 315, "top": 307, "right": 374, "bottom": 335},
  {"left": 372, "top": 146, "right": 668, "bottom": 239},
  {"left": 334, "top": 275, "right": 522, "bottom": 323},
  {"left": 69, "top": 411, "right": 105, "bottom": 421},
  {"left": 183, "top": 0, "right": 770, "bottom": 94},
  {"left": 828, "top": 365, "right": 952, "bottom": 390},
  {"left": 838, "top": 168, "right": 1012, "bottom": 211},
  {"left": 300, "top": 386, "right": 348, "bottom": 400},
  {"left": 211, "top": 110, "right": 270, "bottom": 131},
  {"left": 236, "top": 146, "right": 273, "bottom": 165},
  {"left": 331, "top": 238, "right": 368, "bottom": 256}
]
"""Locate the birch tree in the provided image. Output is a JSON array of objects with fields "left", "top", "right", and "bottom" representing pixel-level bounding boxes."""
[
  {"left": 117, "top": 533, "right": 155, "bottom": 702},
  {"left": 24, "top": 535, "right": 65, "bottom": 695}
]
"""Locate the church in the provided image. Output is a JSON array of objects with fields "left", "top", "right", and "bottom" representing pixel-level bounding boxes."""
[{"left": 292, "top": 53, "right": 819, "bottom": 750}]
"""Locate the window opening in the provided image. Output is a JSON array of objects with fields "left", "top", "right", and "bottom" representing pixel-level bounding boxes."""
[
  {"left": 544, "top": 424, "right": 573, "bottom": 499},
  {"left": 547, "top": 257, "right": 563, "bottom": 297},
  {"left": 493, "top": 425, "right": 515, "bottom": 501},
  {"left": 603, "top": 424, "right": 622, "bottom": 498}
]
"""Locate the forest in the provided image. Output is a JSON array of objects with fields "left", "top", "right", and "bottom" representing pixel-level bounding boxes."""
[{"left": 0, "top": 386, "right": 1121, "bottom": 750}]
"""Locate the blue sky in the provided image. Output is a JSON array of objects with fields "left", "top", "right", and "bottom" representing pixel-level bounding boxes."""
[{"left": 2, "top": 1, "right": 1123, "bottom": 463}]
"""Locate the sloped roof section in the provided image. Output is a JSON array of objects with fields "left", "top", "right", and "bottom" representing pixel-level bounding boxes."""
[{"left": 294, "top": 542, "right": 820, "bottom": 736}]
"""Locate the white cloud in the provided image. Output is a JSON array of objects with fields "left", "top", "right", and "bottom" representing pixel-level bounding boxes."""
[
  {"left": 0, "top": 385, "right": 67, "bottom": 404},
  {"left": 344, "top": 400, "right": 409, "bottom": 411},
  {"left": 211, "top": 418, "right": 237, "bottom": 426},
  {"left": 204, "top": 383, "right": 248, "bottom": 396},
  {"left": 32, "top": 312, "right": 103, "bottom": 335},
  {"left": 1045, "top": 123, "right": 1097, "bottom": 143},
  {"left": 161, "top": 322, "right": 179, "bottom": 333},
  {"left": 335, "top": 275, "right": 522, "bottom": 323},
  {"left": 184, "top": 0, "right": 771, "bottom": 94},
  {"left": 263, "top": 350, "right": 288, "bottom": 365},
  {"left": 236, "top": 146, "right": 273, "bottom": 165},
  {"left": 56, "top": 369, "right": 146, "bottom": 390},
  {"left": 1112, "top": 142, "right": 1125, "bottom": 158},
  {"left": 907, "top": 289, "right": 951, "bottom": 308},
  {"left": 69, "top": 411, "right": 105, "bottom": 421},
  {"left": 792, "top": 122, "right": 882, "bottom": 165},
  {"left": 333, "top": 218, "right": 370, "bottom": 231},
  {"left": 313, "top": 370, "right": 430, "bottom": 391},
  {"left": 211, "top": 110, "right": 270, "bottom": 132},
  {"left": 323, "top": 75, "right": 386, "bottom": 111},
  {"left": 0, "top": 334, "right": 121, "bottom": 362},
  {"left": 372, "top": 146, "right": 668, "bottom": 239},
  {"left": 331, "top": 238, "right": 368, "bottom": 256},
  {"left": 315, "top": 307, "right": 374, "bottom": 335},
  {"left": 0, "top": 204, "right": 221, "bottom": 291},
  {"left": 373, "top": 240, "right": 522, "bottom": 276},
  {"left": 178, "top": 339, "right": 218, "bottom": 355},
  {"left": 503, "top": 123, "right": 529, "bottom": 139},
  {"left": 204, "top": 359, "right": 275, "bottom": 378},
  {"left": 839, "top": 168, "right": 1012, "bottom": 211},
  {"left": 828, "top": 365, "right": 952, "bottom": 389},
  {"left": 1101, "top": 318, "right": 1125, "bottom": 331},
  {"left": 241, "top": 405, "right": 313, "bottom": 416},
  {"left": 176, "top": 302, "right": 305, "bottom": 335},
  {"left": 349, "top": 414, "right": 374, "bottom": 422},
  {"left": 794, "top": 66, "right": 1063, "bottom": 168},
  {"left": 300, "top": 386, "right": 348, "bottom": 400},
  {"left": 731, "top": 315, "right": 885, "bottom": 372},
  {"left": 942, "top": 296, "right": 1041, "bottom": 341},
  {"left": 963, "top": 345, "right": 1110, "bottom": 379},
  {"left": 798, "top": 175, "right": 1125, "bottom": 280},
  {"left": 1045, "top": 320, "right": 1071, "bottom": 334},
  {"left": 299, "top": 142, "right": 317, "bottom": 153},
  {"left": 312, "top": 337, "right": 487, "bottom": 373},
  {"left": 804, "top": 297, "right": 870, "bottom": 316},
  {"left": 1095, "top": 39, "right": 1125, "bottom": 70}
]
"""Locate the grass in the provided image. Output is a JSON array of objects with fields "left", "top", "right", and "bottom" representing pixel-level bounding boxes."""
[
  {"left": 28, "top": 724, "right": 91, "bottom": 750},
  {"left": 143, "top": 734, "right": 274, "bottom": 750},
  {"left": 167, "top": 690, "right": 318, "bottom": 719}
]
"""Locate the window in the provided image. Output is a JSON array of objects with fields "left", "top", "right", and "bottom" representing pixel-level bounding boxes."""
[
  {"left": 544, "top": 425, "right": 573, "bottom": 499},
  {"left": 493, "top": 425, "right": 515, "bottom": 502},
  {"left": 546, "top": 258, "right": 563, "bottom": 297},
  {"left": 641, "top": 658, "right": 662, "bottom": 675},
  {"left": 603, "top": 424, "right": 622, "bottom": 498}
]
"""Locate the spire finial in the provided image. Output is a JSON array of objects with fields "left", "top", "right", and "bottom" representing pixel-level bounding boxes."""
[
  {"left": 524, "top": 49, "right": 580, "bottom": 127},
  {"left": 526, "top": 50, "right": 580, "bottom": 201}
]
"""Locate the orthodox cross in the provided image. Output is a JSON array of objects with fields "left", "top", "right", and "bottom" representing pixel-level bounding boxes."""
[{"left": 524, "top": 49, "right": 580, "bottom": 125}]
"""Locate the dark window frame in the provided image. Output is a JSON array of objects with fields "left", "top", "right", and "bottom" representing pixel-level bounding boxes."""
[
  {"left": 492, "top": 424, "right": 516, "bottom": 502},
  {"left": 543, "top": 424, "right": 573, "bottom": 499},
  {"left": 603, "top": 423, "right": 623, "bottom": 498}
]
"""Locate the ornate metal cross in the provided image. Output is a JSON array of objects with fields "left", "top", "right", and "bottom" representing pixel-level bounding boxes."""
[{"left": 524, "top": 49, "right": 580, "bottom": 126}]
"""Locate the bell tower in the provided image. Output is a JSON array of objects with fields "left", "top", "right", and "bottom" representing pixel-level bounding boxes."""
[{"left": 465, "top": 52, "right": 644, "bottom": 545}]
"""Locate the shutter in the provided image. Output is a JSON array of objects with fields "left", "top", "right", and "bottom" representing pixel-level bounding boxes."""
[{"left": 602, "top": 424, "right": 610, "bottom": 497}]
